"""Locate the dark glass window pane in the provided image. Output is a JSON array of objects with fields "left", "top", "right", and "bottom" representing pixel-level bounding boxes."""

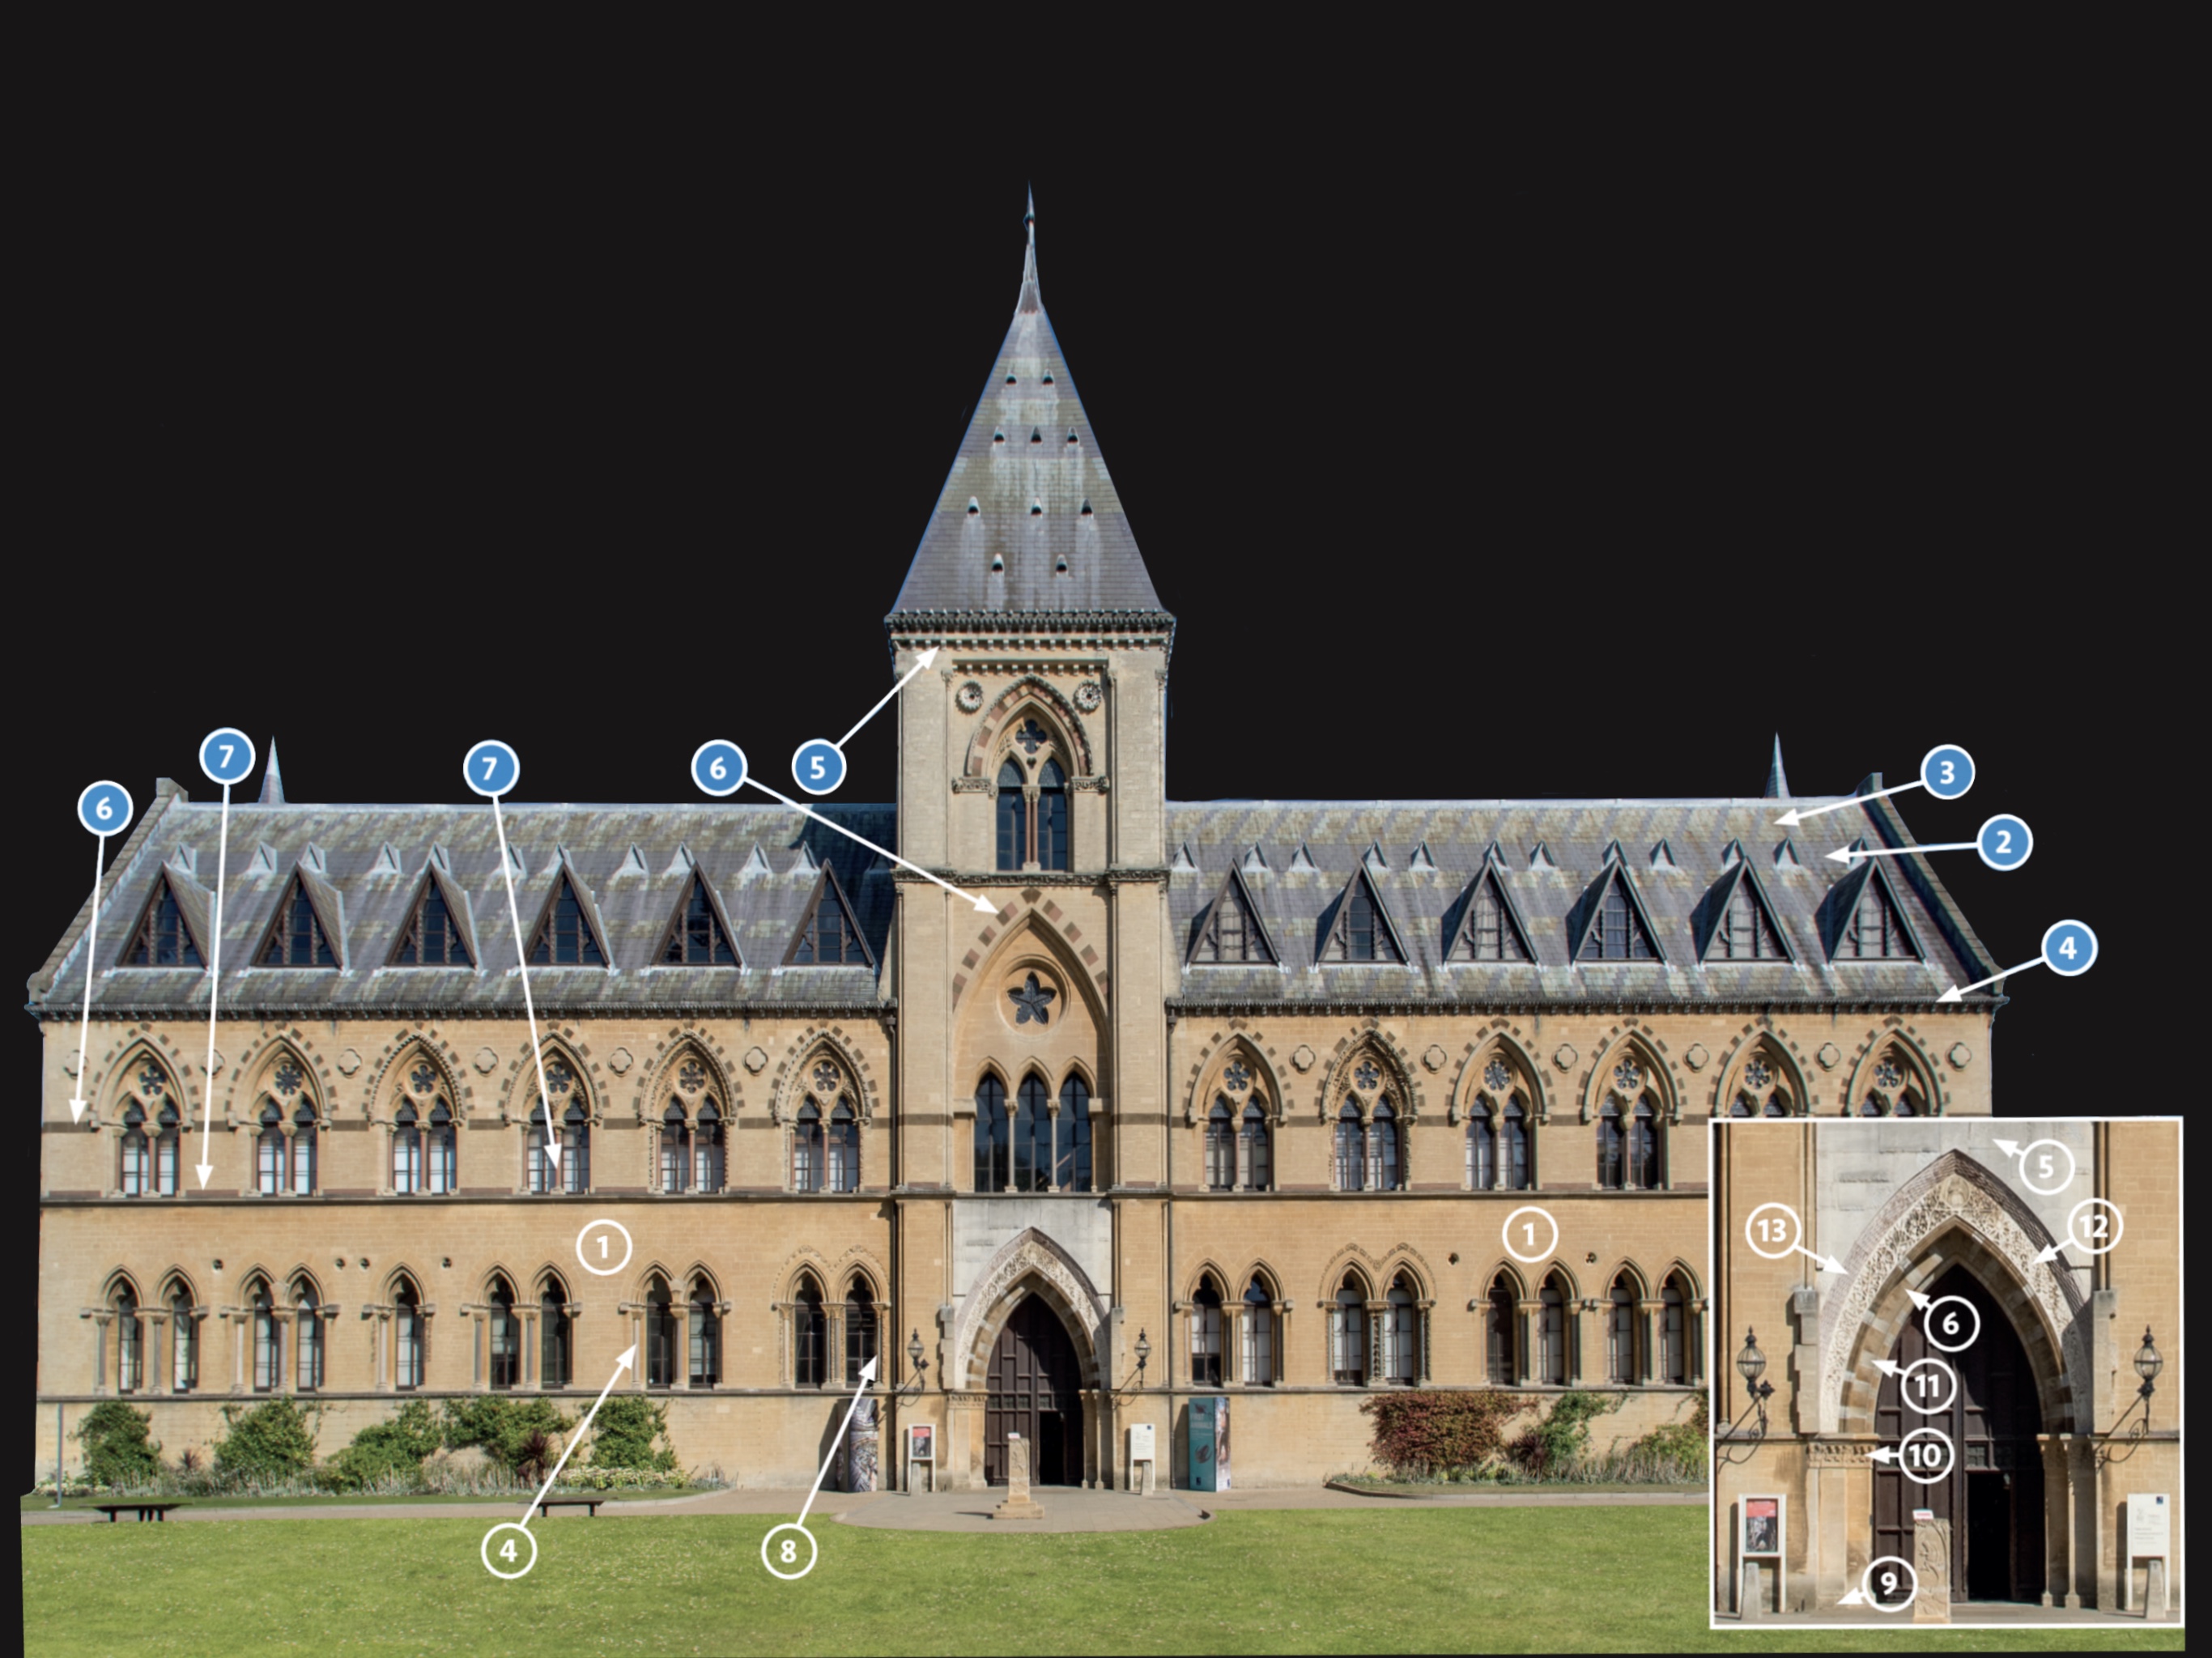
[{"left": 973, "top": 1078, "right": 1008, "bottom": 1192}]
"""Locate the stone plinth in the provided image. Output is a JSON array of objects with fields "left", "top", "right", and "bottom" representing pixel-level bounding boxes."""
[
  {"left": 1739, "top": 1561, "right": 1764, "bottom": 1620},
  {"left": 1912, "top": 1519, "right": 1951, "bottom": 1624},
  {"left": 991, "top": 1433, "right": 1044, "bottom": 1520}
]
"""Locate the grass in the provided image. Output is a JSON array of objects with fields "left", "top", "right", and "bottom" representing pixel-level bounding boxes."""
[
  {"left": 20, "top": 1486, "right": 717, "bottom": 1513},
  {"left": 20, "top": 1507, "right": 2184, "bottom": 1656},
  {"left": 1329, "top": 1475, "right": 1703, "bottom": 1497}
]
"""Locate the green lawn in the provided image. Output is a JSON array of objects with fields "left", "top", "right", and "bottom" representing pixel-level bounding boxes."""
[
  {"left": 21, "top": 1487, "right": 714, "bottom": 1513},
  {"left": 1328, "top": 1476, "right": 1704, "bottom": 1497},
  {"left": 19, "top": 1507, "right": 2184, "bottom": 1656}
]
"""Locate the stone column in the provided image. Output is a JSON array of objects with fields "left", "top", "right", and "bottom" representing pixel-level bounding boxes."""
[
  {"left": 1516, "top": 1299, "right": 1540, "bottom": 1386},
  {"left": 1637, "top": 1299, "right": 1664, "bottom": 1385},
  {"left": 82, "top": 1311, "right": 112, "bottom": 1396},
  {"left": 1417, "top": 1303, "right": 1434, "bottom": 1384},
  {"left": 520, "top": 1309, "right": 539, "bottom": 1390},
  {"left": 146, "top": 1312, "right": 169, "bottom": 1397},
  {"left": 1912, "top": 1517, "right": 1952, "bottom": 1623}
]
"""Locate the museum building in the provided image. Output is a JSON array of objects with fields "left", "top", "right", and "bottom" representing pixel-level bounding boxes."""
[{"left": 32, "top": 201, "right": 2008, "bottom": 1490}]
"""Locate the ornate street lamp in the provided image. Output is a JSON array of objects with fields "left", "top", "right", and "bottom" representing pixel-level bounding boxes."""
[
  {"left": 906, "top": 1328, "right": 927, "bottom": 1388},
  {"left": 1134, "top": 1328, "right": 1151, "bottom": 1386},
  {"left": 2133, "top": 1327, "right": 2163, "bottom": 1409},
  {"left": 1737, "top": 1329, "right": 1772, "bottom": 1413},
  {"left": 2100, "top": 1327, "right": 2162, "bottom": 1466}
]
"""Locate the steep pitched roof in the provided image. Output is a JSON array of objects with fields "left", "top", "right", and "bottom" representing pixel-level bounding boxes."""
[{"left": 887, "top": 194, "right": 1168, "bottom": 621}]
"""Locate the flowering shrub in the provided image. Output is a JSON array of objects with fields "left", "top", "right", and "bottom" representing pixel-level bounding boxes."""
[{"left": 1359, "top": 1390, "right": 1521, "bottom": 1477}]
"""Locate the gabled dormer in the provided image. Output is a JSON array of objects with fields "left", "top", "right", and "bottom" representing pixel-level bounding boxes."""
[
  {"left": 1691, "top": 861, "right": 1795, "bottom": 963},
  {"left": 1319, "top": 867, "right": 1407, "bottom": 963},
  {"left": 786, "top": 865, "right": 873, "bottom": 967},
  {"left": 1189, "top": 868, "right": 1277, "bottom": 965},
  {"left": 527, "top": 863, "right": 610, "bottom": 967},
  {"left": 1568, "top": 865, "right": 1664, "bottom": 963},
  {"left": 118, "top": 869, "right": 208, "bottom": 967},
  {"left": 389, "top": 862, "right": 475, "bottom": 967},
  {"left": 661, "top": 872, "right": 742, "bottom": 967},
  {"left": 1447, "top": 867, "right": 1534, "bottom": 963},
  {"left": 256, "top": 866, "right": 345, "bottom": 968},
  {"left": 1819, "top": 850, "right": 1925, "bottom": 962}
]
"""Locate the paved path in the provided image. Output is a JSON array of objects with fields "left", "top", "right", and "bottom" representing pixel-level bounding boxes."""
[
  {"left": 19, "top": 1489, "right": 879, "bottom": 1527},
  {"left": 839, "top": 1489, "right": 1204, "bottom": 1533}
]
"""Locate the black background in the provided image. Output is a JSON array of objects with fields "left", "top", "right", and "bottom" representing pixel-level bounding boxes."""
[{"left": 15, "top": 69, "right": 2154, "bottom": 1486}]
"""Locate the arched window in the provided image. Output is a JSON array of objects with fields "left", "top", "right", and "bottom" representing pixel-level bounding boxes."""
[
  {"left": 559, "top": 1102, "right": 589, "bottom": 1192},
  {"left": 427, "top": 1103, "right": 456, "bottom": 1192},
  {"left": 155, "top": 1103, "right": 181, "bottom": 1196},
  {"left": 1239, "top": 1103, "right": 1271, "bottom": 1192},
  {"left": 661, "top": 1103, "right": 691, "bottom": 1193},
  {"left": 995, "top": 761, "right": 1027, "bottom": 872},
  {"left": 256, "top": 1103, "right": 285, "bottom": 1196},
  {"left": 1537, "top": 1277, "right": 1568, "bottom": 1386},
  {"left": 1334, "top": 1102, "right": 1365, "bottom": 1192},
  {"left": 696, "top": 1101, "right": 725, "bottom": 1192},
  {"left": 295, "top": 1281, "right": 323, "bottom": 1392},
  {"left": 1468, "top": 1099, "right": 1494, "bottom": 1189},
  {"left": 394, "top": 1103, "right": 423, "bottom": 1192},
  {"left": 120, "top": 1106, "right": 150, "bottom": 1197},
  {"left": 1241, "top": 1277, "right": 1277, "bottom": 1385},
  {"left": 844, "top": 1282, "right": 878, "bottom": 1386},
  {"left": 794, "top": 1276, "right": 827, "bottom": 1388},
  {"left": 540, "top": 1277, "right": 572, "bottom": 1389},
  {"left": 644, "top": 1277, "right": 676, "bottom": 1388},
  {"left": 827, "top": 1102, "right": 858, "bottom": 1193},
  {"left": 291, "top": 1103, "right": 318, "bottom": 1195},
  {"left": 793, "top": 1102, "right": 823, "bottom": 1192},
  {"left": 394, "top": 1278, "right": 424, "bottom": 1391},
  {"left": 1487, "top": 1281, "right": 1518, "bottom": 1384},
  {"left": 249, "top": 1279, "right": 279, "bottom": 1392},
  {"left": 1370, "top": 1099, "right": 1402, "bottom": 1192},
  {"left": 1057, "top": 1078, "right": 1093, "bottom": 1192},
  {"left": 113, "top": 1285, "right": 142, "bottom": 1393},
  {"left": 1607, "top": 1275, "right": 1638, "bottom": 1383},
  {"left": 1503, "top": 1097, "right": 1530, "bottom": 1189},
  {"left": 1205, "top": 1099, "right": 1235, "bottom": 1192},
  {"left": 1599, "top": 1095, "right": 1661, "bottom": 1190},
  {"left": 169, "top": 1283, "right": 198, "bottom": 1393},
  {"left": 1013, "top": 1076, "right": 1051, "bottom": 1192},
  {"left": 1190, "top": 1276, "right": 1223, "bottom": 1386},
  {"left": 688, "top": 1282, "right": 721, "bottom": 1388},
  {"left": 1330, "top": 1276, "right": 1368, "bottom": 1385},
  {"left": 1628, "top": 1097, "right": 1658, "bottom": 1190},
  {"left": 1860, "top": 1095, "right": 1886, "bottom": 1116},
  {"left": 1384, "top": 1273, "right": 1419, "bottom": 1385},
  {"left": 1729, "top": 1052, "right": 1793, "bottom": 1118},
  {"left": 1895, "top": 1090, "right": 1921, "bottom": 1118},
  {"left": 1036, "top": 759, "right": 1068, "bottom": 871},
  {"left": 487, "top": 1278, "right": 519, "bottom": 1390},
  {"left": 1661, "top": 1273, "right": 1688, "bottom": 1385},
  {"left": 973, "top": 1077, "right": 1009, "bottom": 1192}
]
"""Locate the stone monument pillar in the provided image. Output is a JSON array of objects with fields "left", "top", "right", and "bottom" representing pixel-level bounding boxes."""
[
  {"left": 992, "top": 1432, "right": 1044, "bottom": 1520},
  {"left": 1912, "top": 1519, "right": 1951, "bottom": 1624}
]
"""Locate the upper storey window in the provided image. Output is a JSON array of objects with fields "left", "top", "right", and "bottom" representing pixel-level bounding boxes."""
[
  {"left": 1708, "top": 870, "right": 1789, "bottom": 960},
  {"left": 1322, "top": 871, "right": 1404, "bottom": 963},
  {"left": 789, "top": 869, "right": 871, "bottom": 966},
  {"left": 121, "top": 876, "right": 202, "bottom": 967},
  {"left": 529, "top": 875, "right": 606, "bottom": 966},
  {"left": 1191, "top": 872, "right": 1275, "bottom": 964},
  {"left": 661, "top": 874, "right": 738, "bottom": 966},
  {"left": 1451, "top": 871, "right": 1532, "bottom": 962},
  {"left": 1835, "top": 869, "right": 1920, "bottom": 959},
  {"left": 392, "top": 875, "right": 471, "bottom": 966},
  {"left": 1576, "top": 869, "right": 1659, "bottom": 962},
  {"left": 993, "top": 717, "right": 1071, "bottom": 873},
  {"left": 259, "top": 875, "right": 339, "bottom": 967}
]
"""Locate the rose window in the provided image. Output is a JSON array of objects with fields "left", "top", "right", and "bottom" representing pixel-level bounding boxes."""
[
  {"left": 410, "top": 1065, "right": 437, "bottom": 1095},
  {"left": 1612, "top": 1061, "right": 1642, "bottom": 1095},
  {"left": 1014, "top": 719, "right": 1048, "bottom": 756},
  {"left": 1482, "top": 1061, "right": 1510, "bottom": 1092},
  {"left": 546, "top": 1061, "right": 573, "bottom": 1095},
  {"left": 1223, "top": 1062, "right": 1251, "bottom": 1095},
  {"left": 274, "top": 1063, "right": 304, "bottom": 1096},
  {"left": 1354, "top": 1061, "right": 1381, "bottom": 1092},
  {"left": 812, "top": 1061, "right": 840, "bottom": 1094},
  {"left": 138, "top": 1067, "right": 167, "bottom": 1096},
  {"left": 1009, "top": 973, "right": 1056, "bottom": 1027},
  {"left": 1874, "top": 1060, "right": 1902, "bottom": 1090},
  {"left": 1743, "top": 1061, "right": 1771, "bottom": 1090}
]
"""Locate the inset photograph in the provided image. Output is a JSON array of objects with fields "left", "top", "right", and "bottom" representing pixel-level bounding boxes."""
[{"left": 1711, "top": 1116, "right": 2180, "bottom": 1628}]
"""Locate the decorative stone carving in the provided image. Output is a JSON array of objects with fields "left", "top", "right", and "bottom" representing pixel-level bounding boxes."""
[
  {"left": 62, "top": 1052, "right": 80, "bottom": 1078},
  {"left": 608, "top": 1047, "right": 635, "bottom": 1075},
  {"left": 1553, "top": 1044, "right": 1577, "bottom": 1071},
  {"left": 473, "top": 1047, "right": 499, "bottom": 1075},
  {"left": 1290, "top": 1045, "right": 1317, "bottom": 1073},
  {"left": 992, "top": 1433, "right": 1044, "bottom": 1520},
  {"left": 949, "top": 1229, "right": 1106, "bottom": 1392},
  {"left": 1683, "top": 1043, "right": 1708, "bottom": 1071},
  {"left": 1816, "top": 1042, "right": 1841, "bottom": 1070},
  {"left": 1912, "top": 1518, "right": 1950, "bottom": 1622},
  {"left": 743, "top": 1047, "right": 770, "bottom": 1074},
  {"left": 1946, "top": 1042, "right": 1972, "bottom": 1070},
  {"left": 1072, "top": 681, "right": 1102, "bottom": 712},
  {"left": 956, "top": 681, "right": 985, "bottom": 712},
  {"left": 1422, "top": 1044, "right": 1447, "bottom": 1073},
  {"left": 335, "top": 1048, "right": 363, "bottom": 1076}
]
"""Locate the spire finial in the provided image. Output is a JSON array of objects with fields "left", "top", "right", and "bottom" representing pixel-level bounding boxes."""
[
  {"left": 258, "top": 738, "right": 285, "bottom": 805},
  {"left": 1025, "top": 185, "right": 1035, "bottom": 246},
  {"left": 1763, "top": 734, "right": 1790, "bottom": 799}
]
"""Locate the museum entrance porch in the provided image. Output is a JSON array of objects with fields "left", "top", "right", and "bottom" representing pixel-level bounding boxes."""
[{"left": 984, "top": 1295, "right": 1084, "bottom": 1486}]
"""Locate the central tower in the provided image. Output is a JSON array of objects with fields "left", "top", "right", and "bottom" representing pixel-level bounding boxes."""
[{"left": 883, "top": 195, "right": 1175, "bottom": 1486}]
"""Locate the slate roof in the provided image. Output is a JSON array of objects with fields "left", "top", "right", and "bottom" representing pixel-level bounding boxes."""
[
  {"left": 27, "top": 783, "right": 895, "bottom": 1015},
  {"left": 1164, "top": 787, "right": 1997, "bottom": 1005},
  {"left": 887, "top": 194, "right": 1170, "bottom": 623}
]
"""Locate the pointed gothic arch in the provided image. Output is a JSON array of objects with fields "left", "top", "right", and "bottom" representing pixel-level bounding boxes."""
[
  {"left": 1718, "top": 1035, "right": 1810, "bottom": 1118},
  {"left": 1185, "top": 1035, "right": 1283, "bottom": 1126},
  {"left": 1312, "top": 1027, "right": 1423, "bottom": 1122},
  {"left": 961, "top": 676, "right": 1096, "bottom": 778},
  {"left": 1451, "top": 1030, "right": 1547, "bottom": 1124},
  {"left": 948, "top": 1227, "right": 1109, "bottom": 1392},
  {"left": 1579, "top": 1029, "right": 1681, "bottom": 1124},
  {"left": 1841, "top": 1029, "right": 1944, "bottom": 1117},
  {"left": 498, "top": 1033, "right": 598, "bottom": 1123},
  {"left": 96, "top": 1039, "right": 189, "bottom": 1130}
]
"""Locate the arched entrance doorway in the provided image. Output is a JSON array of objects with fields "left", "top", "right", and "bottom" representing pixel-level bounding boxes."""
[
  {"left": 985, "top": 1296, "right": 1083, "bottom": 1486},
  {"left": 1871, "top": 1265, "right": 2046, "bottom": 1603}
]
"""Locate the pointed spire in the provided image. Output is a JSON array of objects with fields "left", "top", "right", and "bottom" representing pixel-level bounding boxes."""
[
  {"left": 258, "top": 739, "right": 284, "bottom": 804},
  {"left": 1763, "top": 734, "right": 1790, "bottom": 799},
  {"left": 1018, "top": 185, "right": 1041, "bottom": 315}
]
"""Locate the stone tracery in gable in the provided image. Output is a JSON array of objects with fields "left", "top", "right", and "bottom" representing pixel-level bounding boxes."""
[
  {"left": 360, "top": 1031, "right": 470, "bottom": 1123},
  {"left": 1450, "top": 1027, "right": 1546, "bottom": 1126},
  {"left": 1184, "top": 1031, "right": 1283, "bottom": 1126},
  {"left": 960, "top": 675, "right": 1096, "bottom": 780},
  {"left": 1577, "top": 1025, "right": 1680, "bottom": 1124},
  {"left": 1841, "top": 1027, "right": 1942, "bottom": 1116},
  {"left": 1312, "top": 1023, "right": 1421, "bottom": 1122},
  {"left": 1716, "top": 1027, "right": 1810, "bottom": 1118}
]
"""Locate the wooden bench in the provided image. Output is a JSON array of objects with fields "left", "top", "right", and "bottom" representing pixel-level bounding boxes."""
[
  {"left": 91, "top": 1503, "right": 185, "bottom": 1523},
  {"left": 534, "top": 1498, "right": 604, "bottom": 1518}
]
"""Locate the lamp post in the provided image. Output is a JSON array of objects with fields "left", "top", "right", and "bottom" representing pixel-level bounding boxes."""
[
  {"left": 906, "top": 1328, "right": 927, "bottom": 1388},
  {"left": 1134, "top": 1329, "right": 1151, "bottom": 1387},
  {"left": 1736, "top": 1329, "right": 1772, "bottom": 1416},
  {"left": 2133, "top": 1327, "right": 2163, "bottom": 1415}
]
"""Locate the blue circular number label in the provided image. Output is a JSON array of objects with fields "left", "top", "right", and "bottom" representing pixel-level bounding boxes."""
[
  {"left": 2040, "top": 920, "right": 2097, "bottom": 977},
  {"left": 691, "top": 740, "right": 747, "bottom": 797},
  {"left": 199, "top": 728, "right": 257, "bottom": 787},
  {"left": 1921, "top": 743, "right": 1974, "bottom": 800},
  {"left": 1976, "top": 814, "right": 2032, "bottom": 871},
  {"left": 791, "top": 739, "right": 845, "bottom": 797},
  {"left": 77, "top": 780, "right": 134, "bottom": 838},
  {"left": 463, "top": 740, "right": 521, "bottom": 799}
]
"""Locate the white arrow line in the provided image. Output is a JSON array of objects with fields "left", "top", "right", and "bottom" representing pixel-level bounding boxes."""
[
  {"left": 797, "top": 1355, "right": 878, "bottom": 1528},
  {"left": 68, "top": 835, "right": 111, "bottom": 1124},
  {"left": 1795, "top": 1244, "right": 1846, "bottom": 1273},
  {"left": 1873, "top": 1358, "right": 1905, "bottom": 1379},
  {"left": 1993, "top": 1138, "right": 2021, "bottom": 1159},
  {"left": 491, "top": 795, "right": 558, "bottom": 1178},
  {"left": 742, "top": 780, "right": 998, "bottom": 913},
  {"left": 837, "top": 646, "right": 938, "bottom": 748},
  {"left": 521, "top": 1344, "right": 636, "bottom": 1526},
  {"left": 1936, "top": 956, "right": 2043, "bottom": 1003},
  {"left": 1908, "top": 1290, "right": 1933, "bottom": 1312},
  {"left": 1775, "top": 779, "right": 1926, "bottom": 827},
  {"left": 194, "top": 784, "right": 234, "bottom": 1188},
  {"left": 1825, "top": 840, "right": 1975, "bottom": 866},
  {"left": 1866, "top": 1445, "right": 1899, "bottom": 1465},
  {"left": 2035, "top": 1240, "right": 2069, "bottom": 1265},
  {"left": 1837, "top": 1587, "right": 1869, "bottom": 1605}
]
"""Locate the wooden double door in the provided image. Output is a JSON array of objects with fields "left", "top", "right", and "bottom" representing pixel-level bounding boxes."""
[
  {"left": 1872, "top": 1266, "right": 2046, "bottom": 1603},
  {"left": 985, "top": 1297, "right": 1083, "bottom": 1486}
]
